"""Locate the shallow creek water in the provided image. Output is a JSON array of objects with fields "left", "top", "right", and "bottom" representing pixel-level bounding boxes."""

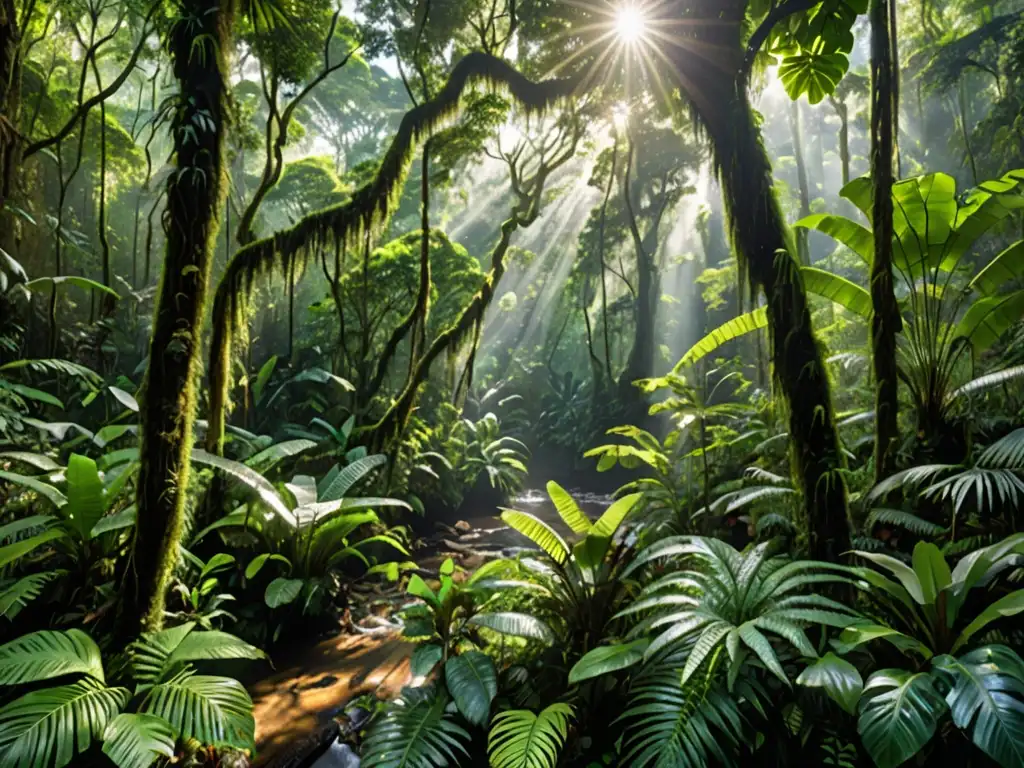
[{"left": 263, "top": 488, "right": 612, "bottom": 768}]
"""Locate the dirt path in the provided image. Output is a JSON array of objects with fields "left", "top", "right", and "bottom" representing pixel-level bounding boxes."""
[{"left": 250, "top": 632, "right": 413, "bottom": 767}]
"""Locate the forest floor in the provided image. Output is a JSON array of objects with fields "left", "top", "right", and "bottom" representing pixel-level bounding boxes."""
[{"left": 248, "top": 488, "right": 612, "bottom": 766}]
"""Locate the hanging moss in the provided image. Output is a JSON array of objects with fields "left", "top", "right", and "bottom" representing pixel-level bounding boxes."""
[{"left": 206, "top": 52, "right": 580, "bottom": 455}]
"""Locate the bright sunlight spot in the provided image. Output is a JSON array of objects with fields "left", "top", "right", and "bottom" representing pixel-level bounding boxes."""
[{"left": 615, "top": 4, "right": 646, "bottom": 44}]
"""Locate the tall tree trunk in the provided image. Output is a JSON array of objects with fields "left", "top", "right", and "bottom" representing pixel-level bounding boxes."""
[
  {"left": 122, "top": 0, "right": 234, "bottom": 636},
  {"left": 618, "top": 139, "right": 659, "bottom": 402},
  {"left": 870, "top": 0, "right": 901, "bottom": 483},
  {"left": 829, "top": 96, "right": 851, "bottom": 187},
  {"left": 672, "top": 4, "right": 851, "bottom": 558},
  {"left": 788, "top": 100, "right": 811, "bottom": 264},
  {"left": 0, "top": 0, "right": 22, "bottom": 247}
]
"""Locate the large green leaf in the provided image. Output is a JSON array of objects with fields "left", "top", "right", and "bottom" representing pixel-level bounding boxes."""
[
  {"left": 101, "top": 713, "right": 176, "bottom": 768},
  {"left": 673, "top": 308, "right": 767, "bottom": 370},
  {"left": 0, "top": 678, "right": 129, "bottom": 768},
  {"left": 65, "top": 454, "right": 105, "bottom": 540},
  {"left": 835, "top": 623, "right": 933, "bottom": 660},
  {"left": 499, "top": 510, "right": 569, "bottom": 566},
  {"left": 139, "top": 669, "right": 255, "bottom": 749},
  {"left": 911, "top": 542, "right": 952, "bottom": 605},
  {"left": 953, "top": 590, "right": 1024, "bottom": 654},
  {"left": 444, "top": 651, "right": 497, "bottom": 727},
  {"left": 797, "top": 652, "right": 864, "bottom": 714},
  {"left": 250, "top": 355, "right": 278, "bottom": 405},
  {"left": 956, "top": 290, "right": 1024, "bottom": 353},
  {"left": 933, "top": 645, "right": 1024, "bottom": 768},
  {"left": 488, "top": 703, "right": 573, "bottom": 768},
  {"left": 778, "top": 49, "right": 849, "bottom": 104},
  {"left": 794, "top": 213, "right": 873, "bottom": 263},
  {"left": 858, "top": 670, "right": 945, "bottom": 768},
  {"left": 468, "top": 612, "right": 555, "bottom": 642},
  {"left": 574, "top": 492, "right": 641, "bottom": 569},
  {"left": 130, "top": 623, "right": 264, "bottom": 686},
  {"left": 801, "top": 267, "right": 873, "bottom": 318},
  {"left": 90, "top": 507, "right": 137, "bottom": 539},
  {"left": 245, "top": 438, "right": 316, "bottom": 473},
  {"left": 0, "top": 629, "right": 105, "bottom": 685},
  {"left": 0, "top": 453, "right": 62, "bottom": 473},
  {"left": 24, "top": 275, "right": 120, "bottom": 299},
  {"left": 265, "top": 577, "right": 304, "bottom": 608},
  {"left": 546, "top": 481, "right": 590, "bottom": 535},
  {"left": 568, "top": 639, "right": 649, "bottom": 684},
  {"left": 970, "top": 241, "right": 1024, "bottom": 297}
]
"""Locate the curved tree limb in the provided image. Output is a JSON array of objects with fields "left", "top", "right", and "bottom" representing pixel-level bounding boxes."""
[
  {"left": 205, "top": 51, "right": 582, "bottom": 455},
  {"left": 741, "top": 0, "right": 818, "bottom": 81}
]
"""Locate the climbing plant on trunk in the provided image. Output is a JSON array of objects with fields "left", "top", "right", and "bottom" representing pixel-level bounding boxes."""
[{"left": 123, "top": 0, "right": 235, "bottom": 636}]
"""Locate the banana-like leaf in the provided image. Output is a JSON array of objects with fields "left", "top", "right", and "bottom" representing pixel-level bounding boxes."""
[
  {"left": 953, "top": 591, "right": 1024, "bottom": 654},
  {"left": 245, "top": 438, "right": 316, "bottom": 473},
  {"left": 499, "top": 510, "right": 569, "bottom": 566},
  {"left": 574, "top": 492, "right": 641, "bottom": 570},
  {"left": 912, "top": 542, "right": 952, "bottom": 605},
  {"left": 858, "top": 670, "right": 945, "bottom": 768},
  {"left": 0, "top": 629, "right": 104, "bottom": 685},
  {"left": 0, "top": 678, "right": 129, "bottom": 768},
  {"left": 244, "top": 553, "right": 292, "bottom": 580},
  {"left": 949, "top": 366, "right": 1024, "bottom": 403},
  {"left": 24, "top": 275, "right": 120, "bottom": 299},
  {"left": 970, "top": 240, "right": 1024, "bottom": 297},
  {"left": 673, "top": 308, "right": 768, "bottom": 371},
  {"left": 90, "top": 507, "right": 137, "bottom": 539},
  {"left": 65, "top": 454, "right": 105, "bottom": 540},
  {"left": 488, "top": 703, "right": 573, "bottom": 768},
  {"left": 801, "top": 267, "right": 873, "bottom": 318},
  {"left": 932, "top": 645, "right": 1024, "bottom": 768},
  {"left": 101, "top": 713, "right": 176, "bottom": 768},
  {"left": 444, "top": 651, "right": 497, "bottom": 727},
  {"left": 797, "top": 652, "right": 864, "bottom": 714},
  {"left": 139, "top": 669, "right": 255, "bottom": 749},
  {"left": 0, "top": 453, "right": 62, "bottom": 472},
  {"left": 794, "top": 213, "right": 873, "bottom": 263},
  {"left": 546, "top": 481, "right": 590, "bottom": 534},
  {"left": 956, "top": 290, "right": 1024, "bottom": 353}
]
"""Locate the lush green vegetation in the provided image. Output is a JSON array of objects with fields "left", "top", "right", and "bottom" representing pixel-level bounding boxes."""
[{"left": 2, "top": 0, "right": 1024, "bottom": 766}]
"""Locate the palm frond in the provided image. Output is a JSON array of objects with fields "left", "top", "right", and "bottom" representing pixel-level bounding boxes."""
[
  {"left": 362, "top": 686, "right": 471, "bottom": 768},
  {"left": 866, "top": 508, "right": 948, "bottom": 537},
  {"left": 488, "top": 703, "right": 573, "bottom": 768}
]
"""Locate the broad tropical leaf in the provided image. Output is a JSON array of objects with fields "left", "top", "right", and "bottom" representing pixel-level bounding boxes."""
[
  {"left": 933, "top": 645, "right": 1024, "bottom": 768},
  {"left": 568, "top": 639, "right": 649, "bottom": 684},
  {"left": 794, "top": 213, "right": 873, "bottom": 263},
  {"left": 65, "top": 454, "right": 105, "bottom": 540},
  {"left": 265, "top": 577, "right": 304, "bottom": 608},
  {"left": 574, "top": 492, "right": 641, "bottom": 569},
  {"left": 444, "top": 651, "right": 497, "bottom": 727},
  {"left": 319, "top": 454, "right": 388, "bottom": 502},
  {"left": 488, "top": 703, "right": 573, "bottom": 768},
  {"left": 101, "top": 713, "right": 176, "bottom": 768},
  {"left": 0, "top": 528, "right": 67, "bottom": 569},
  {"left": 673, "top": 308, "right": 767, "bottom": 370},
  {"left": 797, "top": 652, "right": 864, "bottom": 714},
  {"left": 546, "top": 481, "right": 590, "bottom": 534},
  {"left": 499, "top": 510, "right": 569, "bottom": 565},
  {"left": 0, "top": 629, "right": 105, "bottom": 685},
  {"left": 0, "top": 471, "right": 68, "bottom": 508},
  {"left": 858, "top": 670, "right": 945, "bottom": 768},
  {"left": 801, "top": 267, "right": 873, "bottom": 317},
  {"left": 0, "top": 678, "right": 129, "bottom": 768}
]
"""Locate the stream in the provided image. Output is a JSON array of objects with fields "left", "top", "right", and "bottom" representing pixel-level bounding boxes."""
[{"left": 262, "top": 487, "right": 613, "bottom": 768}]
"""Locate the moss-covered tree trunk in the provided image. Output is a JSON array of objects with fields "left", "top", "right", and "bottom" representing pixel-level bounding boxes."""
[
  {"left": 870, "top": 0, "right": 901, "bottom": 482},
  {"left": 670, "top": 5, "right": 851, "bottom": 560},
  {"left": 122, "top": 0, "right": 234, "bottom": 635}
]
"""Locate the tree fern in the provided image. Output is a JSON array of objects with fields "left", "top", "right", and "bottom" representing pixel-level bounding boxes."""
[
  {"left": 488, "top": 703, "right": 573, "bottom": 768},
  {"left": 362, "top": 687, "right": 471, "bottom": 768}
]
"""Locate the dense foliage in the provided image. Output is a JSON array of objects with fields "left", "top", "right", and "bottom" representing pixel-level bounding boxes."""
[{"left": 2, "top": 0, "right": 1024, "bottom": 765}]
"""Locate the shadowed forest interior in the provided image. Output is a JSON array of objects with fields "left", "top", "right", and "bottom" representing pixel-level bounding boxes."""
[{"left": 3, "top": 0, "right": 1024, "bottom": 766}]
